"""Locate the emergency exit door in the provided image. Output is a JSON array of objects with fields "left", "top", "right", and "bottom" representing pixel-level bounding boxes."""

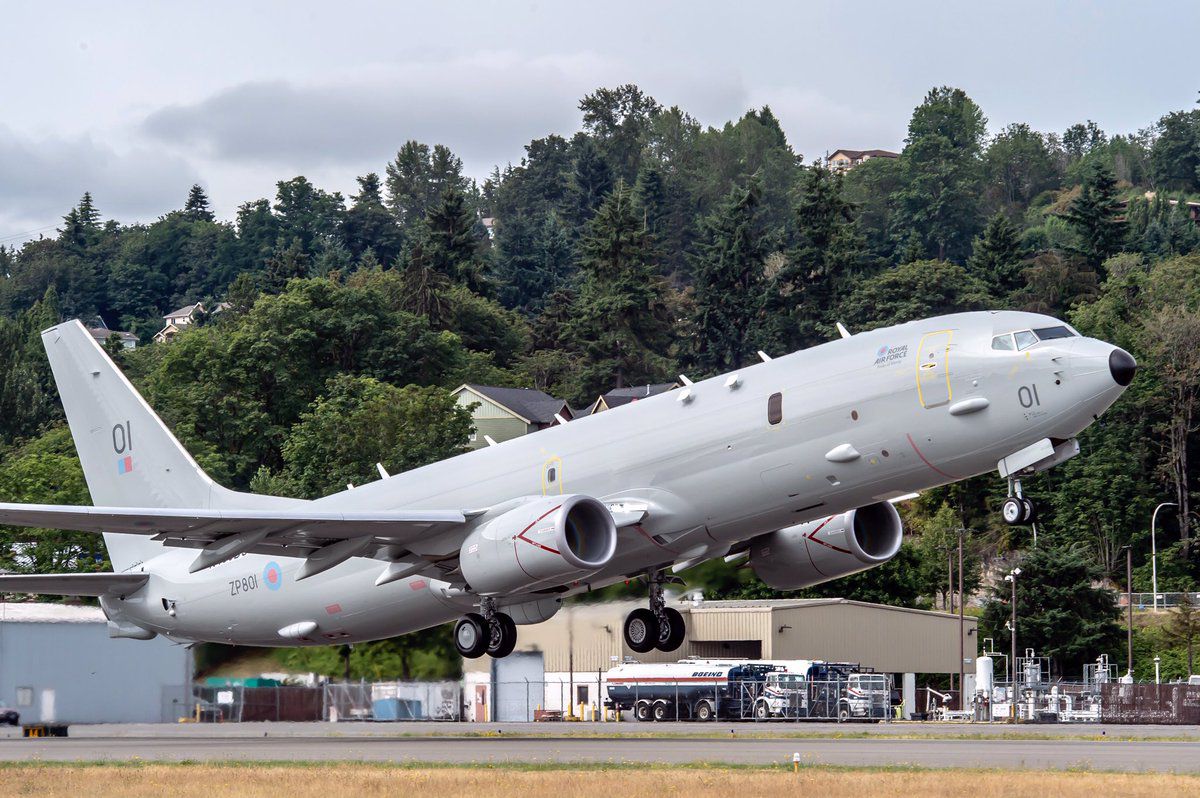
[{"left": 916, "top": 331, "right": 953, "bottom": 409}]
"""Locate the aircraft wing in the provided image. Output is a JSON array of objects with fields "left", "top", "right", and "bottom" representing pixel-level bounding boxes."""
[
  {"left": 0, "top": 503, "right": 470, "bottom": 556},
  {"left": 0, "top": 572, "right": 149, "bottom": 597}
]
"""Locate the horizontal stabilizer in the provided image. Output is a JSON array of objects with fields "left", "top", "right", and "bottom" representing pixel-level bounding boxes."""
[
  {"left": 0, "top": 572, "right": 148, "bottom": 597},
  {"left": 0, "top": 503, "right": 470, "bottom": 560}
]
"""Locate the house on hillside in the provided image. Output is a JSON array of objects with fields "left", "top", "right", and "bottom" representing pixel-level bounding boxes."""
[
  {"left": 86, "top": 320, "right": 138, "bottom": 350},
  {"left": 582, "top": 382, "right": 680, "bottom": 416},
  {"left": 826, "top": 148, "right": 899, "bottom": 172},
  {"left": 153, "top": 301, "right": 229, "bottom": 344},
  {"left": 451, "top": 384, "right": 571, "bottom": 449}
]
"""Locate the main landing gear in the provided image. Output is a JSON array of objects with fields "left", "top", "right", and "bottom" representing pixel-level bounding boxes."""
[
  {"left": 1001, "top": 477, "right": 1037, "bottom": 526},
  {"left": 623, "top": 573, "right": 686, "bottom": 654},
  {"left": 454, "top": 597, "right": 518, "bottom": 659}
]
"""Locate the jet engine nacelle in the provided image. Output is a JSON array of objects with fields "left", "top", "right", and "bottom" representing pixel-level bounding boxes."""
[
  {"left": 459, "top": 494, "right": 617, "bottom": 596},
  {"left": 749, "top": 501, "right": 903, "bottom": 590}
]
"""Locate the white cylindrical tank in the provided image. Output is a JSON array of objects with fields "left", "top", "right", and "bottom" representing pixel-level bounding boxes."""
[{"left": 975, "top": 655, "right": 994, "bottom": 697}]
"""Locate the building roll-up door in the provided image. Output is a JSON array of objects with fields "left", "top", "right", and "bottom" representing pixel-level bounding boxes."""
[{"left": 493, "top": 651, "right": 544, "bottom": 722}]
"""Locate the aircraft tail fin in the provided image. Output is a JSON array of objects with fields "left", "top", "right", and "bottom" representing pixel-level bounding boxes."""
[{"left": 40, "top": 320, "right": 292, "bottom": 570}]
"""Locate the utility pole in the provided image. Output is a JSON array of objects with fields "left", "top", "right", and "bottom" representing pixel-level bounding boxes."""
[
  {"left": 1126, "top": 546, "right": 1134, "bottom": 676},
  {"left": 958, "top": 528, "right": 965, "bottom": 712},
  {"left": 1004, "top": 567, "right": 1020, "bottom": 720}
]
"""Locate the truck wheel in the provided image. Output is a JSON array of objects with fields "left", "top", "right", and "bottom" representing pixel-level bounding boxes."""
[
  {"left": 634, "top": 701, "right": 652, "bottom": 722},
  {"left": 652, "top": 702, "right": 672, "bottom": 722},
  {"left": 695, "top": 700, "right": 715, "bottom": 722},
  {"left": 754, "top": 701, "right": 770, "bottom": 721},
  {"left": 838, "top": 707, "right": 850, "bottom": 723}
]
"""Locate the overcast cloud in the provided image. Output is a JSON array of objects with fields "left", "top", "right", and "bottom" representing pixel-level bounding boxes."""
[{"left": 2, "top": 1, "right": 1198, "bottom": 242}]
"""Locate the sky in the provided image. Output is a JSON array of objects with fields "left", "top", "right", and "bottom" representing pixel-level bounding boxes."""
[{"left": 2, "top": 0, "right": 1198, "bottom": 243}]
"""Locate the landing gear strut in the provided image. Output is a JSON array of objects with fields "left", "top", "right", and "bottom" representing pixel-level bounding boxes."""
[
  {"left": 1001, "top": 477, "right": 1037, "bottom": 526},
  {"left": 623, "top": 573, "right": 686, "bottom": 654},
  {"left": 454, "top": 597, "right": 518, "bottom": 659}
]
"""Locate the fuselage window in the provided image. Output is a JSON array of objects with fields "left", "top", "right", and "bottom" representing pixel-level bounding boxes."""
[
  {"left": 1014, "top": 330, "right": 1038, "bottom": 350},
  {"left": 1032, "top": 326, "right": 1075, "bottom": 341},
  {"left": 546, "top": 467, "right": 557, "bottom": 483},
  {"left": 767, "top": 392, "right": 783, "bottom": 425},
  {"left": 991, "top": 334, "right": 1015, "bottom": 351}
]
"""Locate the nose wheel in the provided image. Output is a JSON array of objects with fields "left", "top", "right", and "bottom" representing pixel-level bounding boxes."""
[
  {"left": 622, "top": 574, "right": 686, "bottom": 653},
  {"left": 1001, "top": 479, "right": 1037, "bottom": 526}
]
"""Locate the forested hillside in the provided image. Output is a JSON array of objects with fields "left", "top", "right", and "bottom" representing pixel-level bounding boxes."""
[{"left": 3, "top": 84, "right": 1200, "bottom": 679}]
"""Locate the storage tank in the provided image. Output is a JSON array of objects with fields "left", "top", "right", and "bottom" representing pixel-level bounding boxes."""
[{"left": 975, "top": 655, "right": 994, "bottom": 697}]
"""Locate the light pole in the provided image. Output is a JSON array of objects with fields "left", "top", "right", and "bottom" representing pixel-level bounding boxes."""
[
  {"left": 1125, "top": 545, "right": 1133, "bottom": 676},
  {"left": 1151, "top": 502, "right": 1177, "bottom": 613},
  {"left": 1154, "top": 656, "right": 1161, "bottom": 685},
  {"left": 1004, "top": 567, "right": 1021, "bottom": 720},
  {"left": 958, "top": 527, "right": 965, "bottom": 712}
]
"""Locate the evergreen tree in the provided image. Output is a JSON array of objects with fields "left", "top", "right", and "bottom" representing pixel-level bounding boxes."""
[
  {"left": 342, "top": 173, "right": 402, "bottom": 266},
  {"left": 968, "top": 212, "right": 1025, "bottom": 295},
  {"left": 184, "top": 184, "right": 214, "bottom": 222},
  {"left": 423, "top": 187, "right": 486, "bottom": 294},
  {"left": 689, "top": 181, "right": 767, "bottom": 374},
  {"left": 565, "top": 182, "right": 674, "bottom": 399},
  {"left": 891, "top": 87, "right": 987, "bottom": 262},
  {"left": 76, "top": 192, "right": 100, "bottom": 229},
  {"left": 1064, "top": 161, "right": 1124, "bottom": 272},
  {"left": 569, "top": 136, "right": 613, "bottom": 226},
  {"left": 261, "top": 239, "right": 311, "bottom": 293}
]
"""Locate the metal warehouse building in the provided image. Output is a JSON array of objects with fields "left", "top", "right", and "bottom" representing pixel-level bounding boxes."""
[
  {"left": 464, "top": 598, "right": 976, "bottom": 721},
  {"left": 0, "top": 603, "right": 194, "bottom": 724}
]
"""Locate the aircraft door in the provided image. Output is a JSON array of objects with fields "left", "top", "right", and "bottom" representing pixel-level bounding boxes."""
[{"left": 916, "top": 331, "right": 953, "bottom": 409}]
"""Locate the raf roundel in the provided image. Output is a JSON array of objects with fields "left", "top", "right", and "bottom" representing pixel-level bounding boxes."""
[
  {"left": 876, "top": 344, "right": 889, "bottom": 358},
  {"left": 263, "top": 561, "right": 283, "bottom": 591}
]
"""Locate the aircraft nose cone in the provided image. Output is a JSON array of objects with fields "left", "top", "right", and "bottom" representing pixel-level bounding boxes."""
[{"left": 1109, "top": 348, "right": 1137, "bottom": 387}]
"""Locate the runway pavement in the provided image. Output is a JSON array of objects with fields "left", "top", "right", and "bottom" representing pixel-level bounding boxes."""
[{"left": 2, "top": 723, "right": 1200, "bottom": 771}]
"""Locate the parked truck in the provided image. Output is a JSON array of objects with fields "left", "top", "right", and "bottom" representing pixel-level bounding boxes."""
[{"left": 604, "top": 658, "right": 890, "bottom": 721}]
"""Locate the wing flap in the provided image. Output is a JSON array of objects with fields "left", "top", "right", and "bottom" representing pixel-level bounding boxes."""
[{"left": 0, "top": 572, "right": 148, "bottom": 597}]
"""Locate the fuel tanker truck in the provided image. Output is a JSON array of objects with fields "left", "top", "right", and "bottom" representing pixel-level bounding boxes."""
[{"left": 604, "top": 659, "right": 889, "bottom": 721}]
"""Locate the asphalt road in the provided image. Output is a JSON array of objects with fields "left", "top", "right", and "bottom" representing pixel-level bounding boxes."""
[{"left": 2, "top": 732, "right": 1200, "bottom": 772}]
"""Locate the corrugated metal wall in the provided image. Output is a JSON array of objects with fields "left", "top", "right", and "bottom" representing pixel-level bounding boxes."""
[{"left": 0, "top": 621, "right": 192, "bottom": 723}]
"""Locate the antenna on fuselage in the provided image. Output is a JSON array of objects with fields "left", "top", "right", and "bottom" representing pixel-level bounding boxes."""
[
  {"left": 757, "top": 350, "right": 772, "bottom": 362},
  {"left": 836, "top": 322, "right": 852, "bottom": 339}
]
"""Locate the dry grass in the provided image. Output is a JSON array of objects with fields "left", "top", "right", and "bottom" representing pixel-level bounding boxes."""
[{"left": 1, "top": 764, "right": 1199, "bottom": 798}]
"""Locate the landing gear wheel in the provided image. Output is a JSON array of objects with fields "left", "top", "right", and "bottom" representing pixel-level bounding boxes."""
[
  {"left": 486, "top": 612, "right": 518, "bottom": 659},
  {"left": 454, "top": 612, "right": 489, "bottom": 659},
  {"left": 655, "top": 607, "right": 686, "bottom": 652},
  {"left": 1020, "top": 498, "right": 1037, "bottom": 524},
  {"left": 624, "top": 607, "right": 660, "bottom": 653},
  {"left": 1001, "top": 497, "right": 1024, "bottom": 526}
]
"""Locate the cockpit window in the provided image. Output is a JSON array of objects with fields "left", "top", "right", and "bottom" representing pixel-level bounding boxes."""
[
  {"left": 1032, "top": 326, "right": 1076, "bottom": 340},
  {"left": 1014, "top": 330, "right": 1038, "bottom": 350},
  {"left": 991, "top": 334, "right": 1015, "bottom": 351}
]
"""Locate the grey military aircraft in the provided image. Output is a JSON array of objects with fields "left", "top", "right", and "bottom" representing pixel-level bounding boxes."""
[{"left": 0, "top": 311, "right": 1135, "bottom": 658}]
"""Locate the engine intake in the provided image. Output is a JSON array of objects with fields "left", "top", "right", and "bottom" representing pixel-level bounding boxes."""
[
  {"left": 749, "top": 501, "right": 903, "bottom": 591},
  {"left": 459, "top": 494, "right": 617, "bottom": 595}
]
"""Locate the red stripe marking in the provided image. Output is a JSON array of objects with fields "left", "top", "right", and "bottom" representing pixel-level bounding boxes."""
[
  {"left": 906, "top": 433, "right": 957, "bottom": 479},
  {"left": 805, "top": 515, "right": 853, "bottom": 555},
  {"left": 515, "top": 504, "right": 563, "bottom": 555}
]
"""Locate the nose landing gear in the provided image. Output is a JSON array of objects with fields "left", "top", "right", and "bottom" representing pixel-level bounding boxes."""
[
  {"left": 454, "top": 597, "right": 518, "bottom": 659},
  {"left": 1001, "top": 478, "right": 1037, "bottom": 526},
  {"left": 622, "top": 573, "right": 687, "bottom": 653}
]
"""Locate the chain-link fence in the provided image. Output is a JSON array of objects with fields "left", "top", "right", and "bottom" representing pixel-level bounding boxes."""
[
  {"left": 1101, "top": 683, "right": 1200, "bottom": 724},
  {"left": 1121, "top": 591, "right": 1200, "bottom": 609},
  {"left": 191, "top": 681, "right": 462, "bottom": 722}
]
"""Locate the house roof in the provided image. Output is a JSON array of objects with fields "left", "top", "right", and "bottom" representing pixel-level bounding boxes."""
[
  {"left": 164, "top": 302, "right": 202, "bottom": 320},
  {"left": 0, "top": 602, "right": 105, "bottom": 623},
  {"left": 458, "top": 384, "right": 568, "bottom": 425},
  {"left": 829, "top": 148, "right": 899, "bottom": 161},
  {"left": 86, "top": 327, "right": 137, "bottom": 342},
  {"left": 598, "top": 382, "right": 678, "bottom": 410}
]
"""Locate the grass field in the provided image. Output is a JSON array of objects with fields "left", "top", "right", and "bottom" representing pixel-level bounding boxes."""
[{"left": 2, "top": 763, "right": 1199, "bottom": 798}]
